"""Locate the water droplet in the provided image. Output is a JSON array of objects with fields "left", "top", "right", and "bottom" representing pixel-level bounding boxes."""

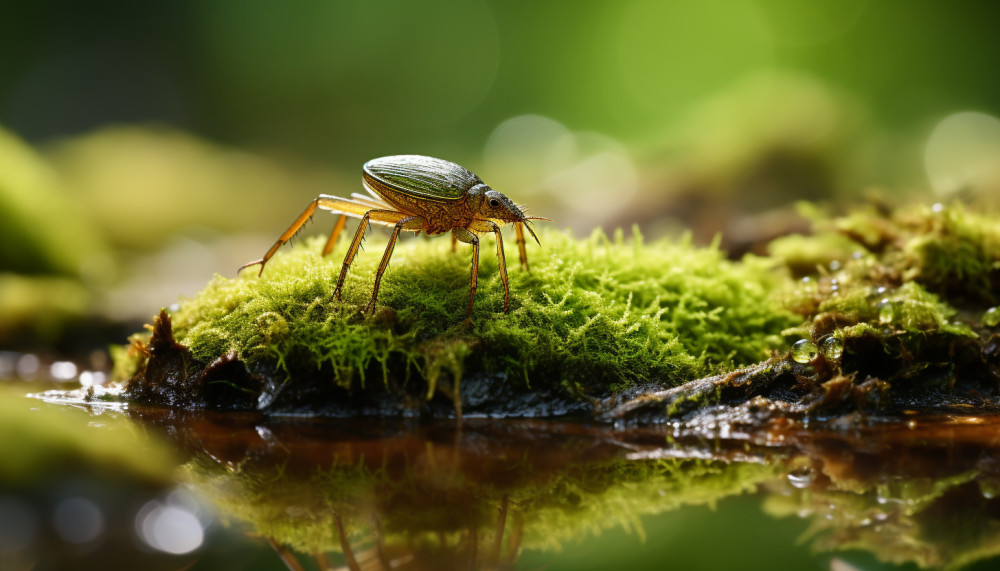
[
  {"left": 819, "top": 337, "right": 843, "bottom": 361},
  {"left": 984, "top": 306, "right": 1000, "bottom": 327},
  {"left": 791, "top": 340, "right": 819, "bottom": 363},
  {"left": 787, "top": 466, "right": 815, "bottom": 489},
  {"left": 829, "top": 260, "right": 841, "bottom": 271},
  {"left": 932, "top": 202, "right": 944, "bottom": 212}
]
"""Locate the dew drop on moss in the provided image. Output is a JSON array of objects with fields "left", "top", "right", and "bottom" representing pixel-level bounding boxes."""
[
  {"left": 787, "top": 466, "right": 816, "bottom": 489},
  {"left": 984, "top": 306, "right": 1000, "bottom": 327},
  {"left": 791, "top": 339, "right": 819, "bottom": 363},
  {"left": 819, "top": 337, "right": 843, "bottom": 361}
]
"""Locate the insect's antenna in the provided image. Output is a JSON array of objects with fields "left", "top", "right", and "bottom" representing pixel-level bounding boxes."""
[{"left": 522, "top": 219, "right": 542, "bottom": 246}]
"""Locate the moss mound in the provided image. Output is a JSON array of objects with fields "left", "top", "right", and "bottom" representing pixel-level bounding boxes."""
[
  {"left": 120, "top": 227, "right": 796, "bottom": 415},
  {"left": 119, "top": 200, "right": 1000, "bottom": 420}
]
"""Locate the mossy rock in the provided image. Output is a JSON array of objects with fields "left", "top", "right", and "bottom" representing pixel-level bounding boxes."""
[
  {"left": 120, "top": 227, "right": 796, "bottom": 416},
  {"left": 118, "top": 201, "right": 1000, "bottom": 421}
]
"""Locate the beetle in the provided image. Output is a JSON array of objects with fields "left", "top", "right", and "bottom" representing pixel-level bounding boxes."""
[{"left": 238, "top": 155, "right": 549, "bottom": 316}]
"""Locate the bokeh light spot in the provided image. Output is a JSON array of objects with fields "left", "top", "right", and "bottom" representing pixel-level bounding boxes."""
[
  {"left": 53, "top": 497, "right": 105, "bottom": 544},
  {"left": 136, "top": 501, "right": 204, "bottom": 555},
  {"left": 924, "top": 111, "right": 1000, "bottom": 197}
]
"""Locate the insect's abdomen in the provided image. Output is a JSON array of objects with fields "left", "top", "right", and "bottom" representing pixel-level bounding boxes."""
[{"left": 363, "top": 155, "right": 479, "bottom": 202}]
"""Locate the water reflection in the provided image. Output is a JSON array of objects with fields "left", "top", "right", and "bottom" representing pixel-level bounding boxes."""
[{"left": 124, "top": 407, "right": 1000, "bottom": 570}]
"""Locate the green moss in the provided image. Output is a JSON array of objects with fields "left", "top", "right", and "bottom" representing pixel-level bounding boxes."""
[
  {"left": 122, "top": 227, "right": 796, "bottom": 409},
  {"left": 767, "top": 202, "right": 998, "bottom": 412},
  {"left": 900, "top": 204, "right": 1000, "bottom": 304},
  {"left": 772, "top": 201, "right": 1000, "bottom": 305}
]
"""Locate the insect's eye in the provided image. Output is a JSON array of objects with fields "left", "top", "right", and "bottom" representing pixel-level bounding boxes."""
[{"left": 489, "top": 198, "right": 501, "bottom": 208}]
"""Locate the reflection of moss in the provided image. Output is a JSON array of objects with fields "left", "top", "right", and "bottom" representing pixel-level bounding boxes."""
[
  {"left": 764, "top": 463, "right": 998, "bottom": 570},
  {"left": 515, "top": 458, "right": 770, "bottom": 551},
  {"left": 181, "top": 450, "right": 775, "bottom": 557},
  {"left": 167, "top": 412, "right": 1000, "bottom": 569},
  {"left": 121, "top": 228, "right": 796, "bottom": 411}
]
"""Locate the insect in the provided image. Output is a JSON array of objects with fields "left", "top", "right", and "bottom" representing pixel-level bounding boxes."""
[{"left": 239, "top": 155, "right": 549, "bottom": 316}]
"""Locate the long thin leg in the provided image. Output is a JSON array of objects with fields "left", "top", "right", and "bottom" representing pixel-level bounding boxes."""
[
  {"left": 240, "top": 194, "right": 398, "bottom": 276},
  {"left": 238, "top": 198, "right": 320, "bottom": 275},
  {"left": 322, "top": 214, "right": 347, "bottom": 257},
  {"left": 365, "top": 215, "right": 420, "bottom": 314},
  {"left": 333, "top": 512, "right": 360, "bottom": 571},
  {"left": 491, "top": 223, "right": 510, "bottom": 312},
  {"left": 514, "top": 222, "right": 529, "bottom": 270},
  {"left": 335, "top": 208, "right": 409, "bottom": 300},
  {"left": 467, "top": 220, "right": 512, "bottom": 312},
  {"left": 490, "top": 496, "right": 509, "bottom": 562},
  {"left": 267, "top": 538, "right": 307, "bottom": 571},
  {"left": 505, "top": 511, "right": 523, "bottom": 563},
  {"left": 334, "top": 213, "right": 372, "bottom": 300},
  {"left": 372, "top": 515, "right": 390, "bottom": 571},
  {"left": 453, "top": 227, "right": 480, "bottom": 316}
]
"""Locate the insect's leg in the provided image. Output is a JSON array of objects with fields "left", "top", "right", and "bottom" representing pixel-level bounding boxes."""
[
  {"left": 514, "top": 222, "right": 529, "bottom": 271},
  {"left": 365, "top": 215, "right": 422, "bottom": 314},
  {"left": 451, "top": 232, "right": 458, "bottom": 253},
  {"left": 490, "top": 222, "right": 510, "bottom": 312},
  {"left": 237, "top": 198, "right": 320, "bottom": 276},
  {"left": 334, "top": 213, "right": 372, "bottom": 300},
  {"left": 453, "top": 227, "right": 480, "bottom": 316},
  {"left": 490, "top": 495, "right": 509, "bottom": 563},
  {"left": 322, "top": 214, "right": 347, "bottom": 257}
]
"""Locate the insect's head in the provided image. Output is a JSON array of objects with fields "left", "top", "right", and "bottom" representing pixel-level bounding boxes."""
[{"left": 470, "top": 184, "right": 550, "bottom": 245}]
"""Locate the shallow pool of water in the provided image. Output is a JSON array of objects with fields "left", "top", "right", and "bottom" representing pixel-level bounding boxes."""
[{"left": 4, "top": 378, "right": 1000, "bottom": 570}]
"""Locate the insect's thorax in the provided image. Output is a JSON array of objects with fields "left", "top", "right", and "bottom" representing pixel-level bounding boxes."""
[{"left": 364, "top": 178, "right": 474, "bottom": 234}]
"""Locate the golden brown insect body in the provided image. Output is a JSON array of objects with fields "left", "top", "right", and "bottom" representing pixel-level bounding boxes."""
[{"left": 239, "top": 155, "right": 548, "bottom": 316}]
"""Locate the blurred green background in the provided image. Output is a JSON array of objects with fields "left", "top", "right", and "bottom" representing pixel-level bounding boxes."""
[
  {"left": 3, "top": 0, "right": 1000, "bottom": 345},
  {"left": 5, "top": 0, "right": 1000, "bottom": 187}
]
